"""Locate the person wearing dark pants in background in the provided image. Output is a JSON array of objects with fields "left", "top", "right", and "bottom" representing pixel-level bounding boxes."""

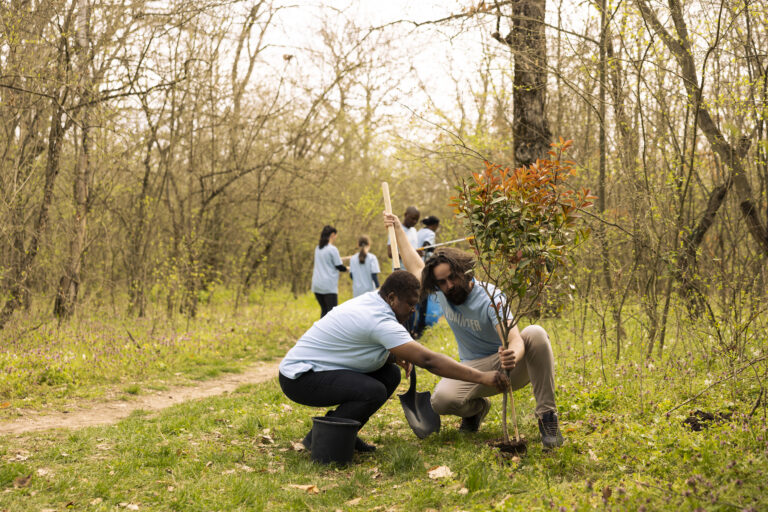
[
  {"left": 413, "top": 216, "right": 440, "bottom": 338},
  {"left": 311, "top": 225, "right": 347, "bottom": 318},
  {"left": 279, "top": 271, "right": 510, "bottom": 453}
]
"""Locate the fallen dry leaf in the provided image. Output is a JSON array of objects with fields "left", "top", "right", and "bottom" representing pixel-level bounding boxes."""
[
  {"left": 260, "top": 434, "right": 275, "bottom": 445},
  {"left": 91, "top": 497, "right": 104, "bottom": 505},
  {"left": 236, "top": 464, "right": 254, "bottom": 473},
  {"left": 12, "top": 474, "right": 32, "bottom": 488},
  {"left": 167, "top": 486, "right": 175, "bottom": 492},
  {"left": 205, "top": 461, "right": 213, "bottom": 467},
  {"left": 11, "top": 452, "right": 29, "bottom": 462},
  {"left": 427, "top": 465, "right": 453, "bottom": 479},
  {"left": 0, "top": 401, "right": 10, "bottom": 408},
  {"left": 287, "top": 484, "right": 320, "bottom": 494},
  {"left": 290, "top": 441, "right": 305, "bottom": 452},
  {"left": 588, "top": 450, "right": 599, "bottom": 462},
  {"left": 458, "top": 487, "right": 469, "bottom": 495},
  {"left": 281, "top": 404, "right": 293, "bottom": 412},
  {"left": 222, "top": 469, "right": 236, "bottom": 475},
  {"left": 346, "top": 497, "right": 362, "bottom": 505},
  {"left": 36, "top": 468, "right": 53, "bottom": 477}
]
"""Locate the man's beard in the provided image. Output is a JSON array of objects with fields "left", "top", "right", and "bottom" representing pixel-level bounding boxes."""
[{"left": 445, "top": 283, "right": 471, "bottom": 305}]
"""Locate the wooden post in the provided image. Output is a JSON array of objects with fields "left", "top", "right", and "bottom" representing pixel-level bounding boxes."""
[{"left": 382, "top": 182, "right": 400, "bottom": 269}]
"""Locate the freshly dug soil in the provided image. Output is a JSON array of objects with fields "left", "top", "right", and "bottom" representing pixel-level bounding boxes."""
[
  {"left": 488, "top": 438, "right": 528, "bottom": 457},
  {"left": 682, "top": 409, "right": 733, "bottom": 431}
]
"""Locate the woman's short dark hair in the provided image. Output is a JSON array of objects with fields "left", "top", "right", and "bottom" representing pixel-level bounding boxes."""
[
  {"left": 420, "top": 247, "right": 475, "bottom": 300},
  {"left": 379, "top": 270, "right": 420, "bottom": 301},
  {"left": 318, "top": 225, "right": 337, "bottom": 248}
]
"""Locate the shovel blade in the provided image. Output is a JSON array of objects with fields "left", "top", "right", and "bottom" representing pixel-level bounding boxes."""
[{"left": 398, "top": 369, "right": 441, "bottom": 439}]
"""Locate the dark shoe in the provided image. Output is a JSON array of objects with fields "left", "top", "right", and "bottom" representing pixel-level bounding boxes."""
[
  {"left": 302, "top": 430, "right": 312, "bottom": 450},
  {"left": 354, "top": 436, "right": 376, "bottom": 453},
  {"left": 459, "top": 398, "right": 491, "bottom": 433},
  {"left": 538, "top": 411, "right": 564, "bottom": 448}
]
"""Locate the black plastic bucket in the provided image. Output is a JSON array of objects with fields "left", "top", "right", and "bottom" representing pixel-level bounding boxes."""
[{"left": 310, "top": 416, "right": 361, "bottom": 464}]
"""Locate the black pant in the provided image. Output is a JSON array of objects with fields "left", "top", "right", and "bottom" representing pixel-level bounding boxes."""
[
  {"left": 279, "top": 364, "right": 401, "bottom": 430},
  {"left": 314, "top": 293, "right": 338, "bottom": 318},
  {"left": 412, "top": 297, "right": 429, "bottom": 339}
]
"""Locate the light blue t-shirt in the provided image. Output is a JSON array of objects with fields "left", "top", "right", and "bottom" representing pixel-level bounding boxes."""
[
  {"left": 416, "top": 227, "right": 436, "bottom": 248},
  {"left": 436, "top": 280, "right": 510, "bottom": 361},
  {"left": 279, "top": 291, "right": 412, "bottom": 378},
  {"left": 349, "top": 252, "right": 380, "bottom": 297},
  {"left": 387, "top": 226, "right": 419, "bottom": 271},
  {"left": 311, "top": 244, "right": 343, "bottom": 294}
]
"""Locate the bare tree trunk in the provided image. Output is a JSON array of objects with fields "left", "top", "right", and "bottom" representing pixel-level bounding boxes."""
[
  {"left": 54, "top": 121, "right": 91, "bottom": 318},
  {"left": 636, "top": 0, "right": 768, "bottom": 256},
  {"left": 494, "top": 0, "right": 552, "bottom": 167},
  {"left": 0, "top": 106, "right": 67, "bottom": 328}
]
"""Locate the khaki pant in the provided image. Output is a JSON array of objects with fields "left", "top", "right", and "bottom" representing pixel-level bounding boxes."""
[{"left": 430, "top": 325, "right": 556, "bottom": 419}]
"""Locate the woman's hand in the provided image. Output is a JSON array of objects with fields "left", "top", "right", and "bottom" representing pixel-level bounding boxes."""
[
  {"left": 396, "top": 358, "right": 412, "bottom": 377},
  {"left": 481, "top": 370, "right": 510, "bottom": 392}
]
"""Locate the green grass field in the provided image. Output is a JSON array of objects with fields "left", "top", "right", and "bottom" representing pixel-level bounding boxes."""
[{"left": 1, "top": 290, "right": 766, "bottom": 511}]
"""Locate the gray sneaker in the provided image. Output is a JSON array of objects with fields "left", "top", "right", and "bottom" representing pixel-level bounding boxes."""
[
  {"left": 459, "top": 398, "right": 491, "bottom": 432},
  {"left": 538, "top": 411, "right": 564, "bottom": 448}
]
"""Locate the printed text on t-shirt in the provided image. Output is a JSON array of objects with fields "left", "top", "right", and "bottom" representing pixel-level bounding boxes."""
[{"left": 444, "top": 307, "right": 482, "bottom": 331}]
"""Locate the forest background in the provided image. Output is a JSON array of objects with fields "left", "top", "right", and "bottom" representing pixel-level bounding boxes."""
[{"left": 1, "top": 0, "right": 767, "bottom": 509}]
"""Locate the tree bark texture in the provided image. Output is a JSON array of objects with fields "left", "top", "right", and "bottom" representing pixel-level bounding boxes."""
[{"left": 495, "top": 0, "right": 552, "bottom": 167}]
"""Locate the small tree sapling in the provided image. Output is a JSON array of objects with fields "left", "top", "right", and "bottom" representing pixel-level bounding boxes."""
[{"left": 452, "top": 139, "right": 594, "bottom": 444}]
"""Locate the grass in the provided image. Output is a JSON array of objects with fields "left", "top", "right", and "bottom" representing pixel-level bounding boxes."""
[
  {"left": 0, "top": 287, "right": 320, "bottom": 414},
  {"left": 1, "top": 292, "right": 766, "bottom": 511}
]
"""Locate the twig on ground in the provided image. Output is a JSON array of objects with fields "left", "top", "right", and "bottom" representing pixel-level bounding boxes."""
[{"left": 664, "top": 355, "right": 768, "bottom": 416}]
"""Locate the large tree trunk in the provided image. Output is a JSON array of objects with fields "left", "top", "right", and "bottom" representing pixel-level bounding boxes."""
[{"left": 494, "top": 0, "right": 552, "bottom": 167}]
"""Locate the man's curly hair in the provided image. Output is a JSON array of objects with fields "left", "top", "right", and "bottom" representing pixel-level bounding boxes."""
[{"left": 420, "top": 247, "right": 476, "bottom": 301}]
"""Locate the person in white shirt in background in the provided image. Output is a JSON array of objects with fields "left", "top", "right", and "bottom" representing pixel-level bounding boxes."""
[
  {"left": 387, "top": 206, "right": 420, "bottom": 271},
  {"left": 311, "top": 225, "right": 348, "bottom": 318},
  {"left": 416, "top": 216, "right": 440, "bottom": 254},
  {"left": 349, "top": 235, "right": 380, "bottom": 297}
]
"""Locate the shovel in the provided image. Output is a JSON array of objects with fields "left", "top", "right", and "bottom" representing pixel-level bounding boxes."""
[{"left": 398, "top": 368, "right": 441, "bottom": 439}]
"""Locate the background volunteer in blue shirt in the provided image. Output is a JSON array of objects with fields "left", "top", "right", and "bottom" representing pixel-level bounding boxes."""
[
  {"left": 279, "top": 271, "right": 510, "bottom": 453},
  {"left": 349, "top": 235, "right": 380, "bottom": 297},
  {"left": 311, "top": 225, "right": 347, "bottom": 318},
  {"left": 384, "top": 212, "right": 564, "bottom": 449},
  {"left": 387, "top": 205, "right": 420, "bottom": 271}
]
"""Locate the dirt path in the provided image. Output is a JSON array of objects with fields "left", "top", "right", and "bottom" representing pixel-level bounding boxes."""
[{"left": 0, "top": 360, "right": 280, "bottom": 436}]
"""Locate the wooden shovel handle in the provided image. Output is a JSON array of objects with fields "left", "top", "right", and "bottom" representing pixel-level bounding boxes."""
[{"left": 382, "top": 182, "right": 400, "bottom": 269}]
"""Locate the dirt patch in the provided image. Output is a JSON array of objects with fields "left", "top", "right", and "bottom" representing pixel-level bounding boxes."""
[
  {"left": 0, "top": 360, "right": 280, "bottom": 436},
  {"left": 488, "top": 437, "right": 528, "bottom": 459},
  {"left": 682, "top": 409, "right": 733, "bottom": 431}
]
